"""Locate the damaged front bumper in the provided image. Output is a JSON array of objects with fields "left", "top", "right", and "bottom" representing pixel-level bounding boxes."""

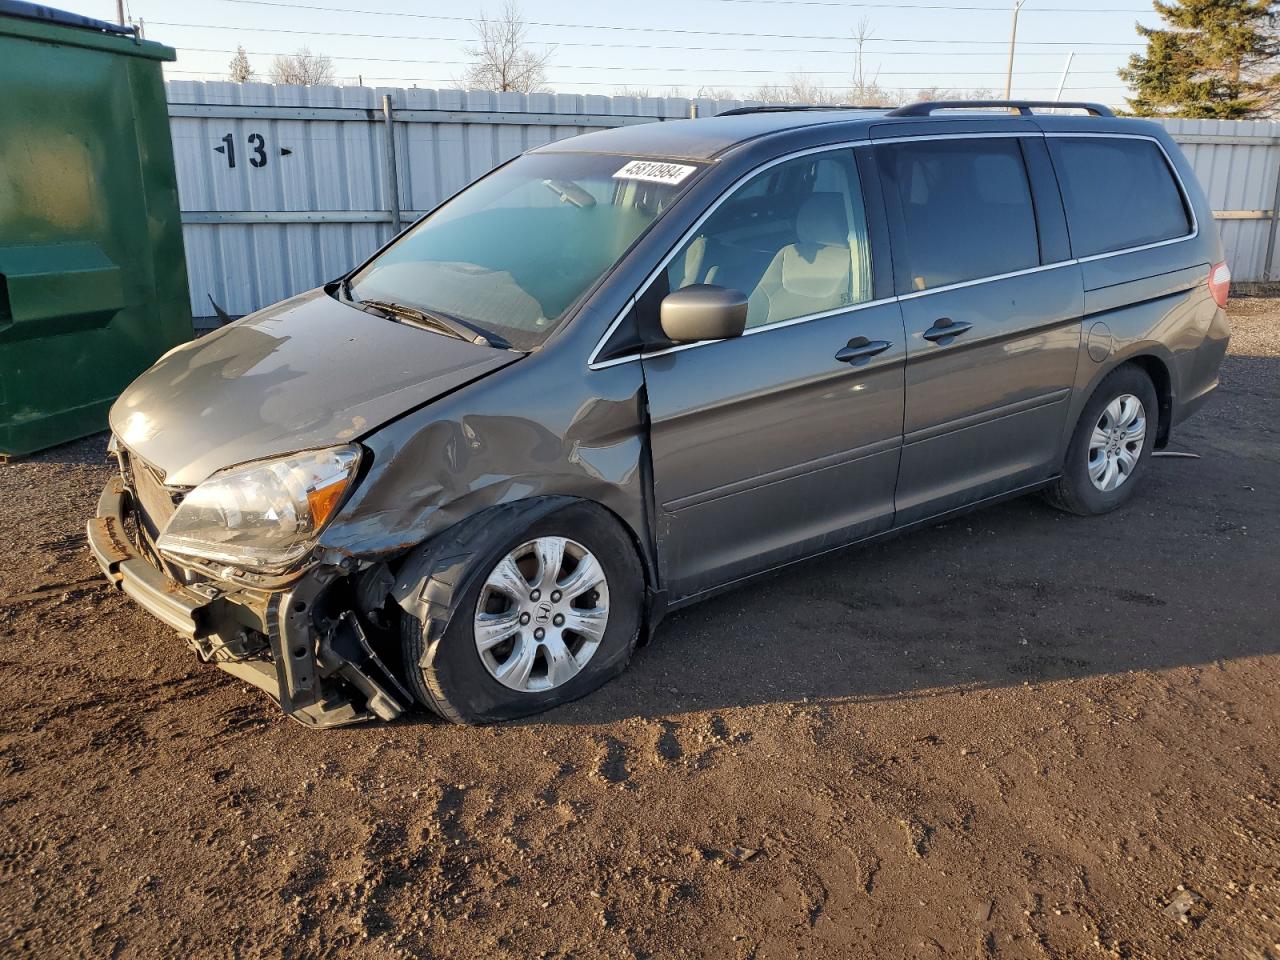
[{"left": 87, "top": 476, "right": 408, "bottom": 728}]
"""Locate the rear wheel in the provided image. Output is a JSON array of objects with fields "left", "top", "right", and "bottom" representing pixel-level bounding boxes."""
[
  {"left": 399, "top": 501, "right": 643, "bottom": 724},
  {"left": 1045, "top": 364, "right": 1159, "bottom": 516}
]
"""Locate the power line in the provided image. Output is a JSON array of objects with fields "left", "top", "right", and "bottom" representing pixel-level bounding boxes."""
[
  {"left": 164, "top": 66, "right": 1120, "bottom": 93},
  {"left": 176, "top": 45, "right": 1123, "bottom": 77},
  {"left": 149, "top": 19, "right": 1135, "bottom": 56},
  {"left": 696, "top": 0, "right": 1148, "bottom": 10},
  {"left": 196, "top": 0, "right": 1143, "bottom": 47}
]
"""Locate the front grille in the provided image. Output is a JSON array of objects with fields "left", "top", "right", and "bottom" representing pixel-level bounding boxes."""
[
  {"left": 113, "top": 442, "right": 210, "bottom": 589},
  {"left": 118, "top": 445, "right": 180, "bottom": 544}
]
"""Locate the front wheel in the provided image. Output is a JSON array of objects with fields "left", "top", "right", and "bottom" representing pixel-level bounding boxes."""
[
  {"left": 399, "top": 501, "right": 644, "bottom": 724},
  {"left": 1044, "top": 364, "right": 1159, "bottom": 516}
]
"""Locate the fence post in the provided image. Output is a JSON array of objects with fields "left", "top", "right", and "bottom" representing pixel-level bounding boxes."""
[
  {"left": 1264, "top": 144, "right": 1280, "bottom": 283},
  {"left": 381, "top": 93, "right": 402, "bottom": 235}
]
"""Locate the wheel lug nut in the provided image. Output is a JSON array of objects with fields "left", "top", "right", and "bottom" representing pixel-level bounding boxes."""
[
  {"left": 534, "top": 627, "right": 545, "bottom": 640},
  {"left": 553, "top": 614, "right": 565, "bottom": 627},
  {"left": 530, "top": 589, "right": 541, "bottom": 601},
  {"left": 550, "top": 590, "right": 561, "bottom": 602},
  {"left": 519, "top": 612, "right": 531, "bottom": 625}
]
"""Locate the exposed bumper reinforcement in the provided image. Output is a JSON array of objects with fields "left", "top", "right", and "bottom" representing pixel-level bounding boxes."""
[
  {"left": 88, "top": 477, "right": 405, "bottom": 729},
  {"left": 87, "top": 477, "right": 209, "bottom": 639}
]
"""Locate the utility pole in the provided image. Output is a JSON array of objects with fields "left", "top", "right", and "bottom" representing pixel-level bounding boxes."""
[
  {"left": 116, "top": 0, "right": 125, "bottom": 27},
  {"left": 1054, "top": 50, "right": 1074, "bottom": 101},
  {"left": 1003, "top": 0, "right": 1026, "bottom": 100}
]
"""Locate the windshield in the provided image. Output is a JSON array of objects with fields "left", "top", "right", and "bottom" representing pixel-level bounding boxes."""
[{"left": 348, "top": 153, "right": 704, "bottom": 350}]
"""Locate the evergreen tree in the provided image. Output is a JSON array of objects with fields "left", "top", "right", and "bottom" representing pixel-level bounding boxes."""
[
  {"left": 1121, "top": 0, "right": 1278, "bottom": 118},
  {"left": 228, "top": 45, "right": 255, "bottom": 84}
]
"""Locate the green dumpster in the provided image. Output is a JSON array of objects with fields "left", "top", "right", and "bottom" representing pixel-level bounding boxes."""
[{"left": 0, "top": 3, "right": 192, "bottom": 458}]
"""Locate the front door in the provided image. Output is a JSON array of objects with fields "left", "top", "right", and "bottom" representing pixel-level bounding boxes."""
[
  {"left": 640, "top": 147, "right": 906, "bottom": 599},
  {"left": 876, "top": 133, "right": 1085, "bottom": 524}
]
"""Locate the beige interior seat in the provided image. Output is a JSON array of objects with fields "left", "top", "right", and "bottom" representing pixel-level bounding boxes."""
[
  {"left": 673, "top": 234, "right": 719, "bottom": 289},
  {"left": 747, "top": 194, "right": 855, "bottom": 327}
]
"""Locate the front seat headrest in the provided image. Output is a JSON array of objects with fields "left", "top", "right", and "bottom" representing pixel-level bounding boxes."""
[{"left": 796, "top": 193, "right": 849, "bottom": 248}]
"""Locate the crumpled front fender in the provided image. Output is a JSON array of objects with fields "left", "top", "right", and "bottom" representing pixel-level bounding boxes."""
[{"left": 316, "top": 348, "right": 656, "bottom": 585}]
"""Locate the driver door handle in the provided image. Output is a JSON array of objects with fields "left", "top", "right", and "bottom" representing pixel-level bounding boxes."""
[{"left": 835, "top": 337, "right": 892, "bottom": 364}]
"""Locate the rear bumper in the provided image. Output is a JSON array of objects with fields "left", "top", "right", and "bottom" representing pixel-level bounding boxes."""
[
  {"left": 88, "top": 477, "right": 406, "bottom": 728},
  {"left": 1172, "top": 376, "right": 1218, "bottom": 430}
]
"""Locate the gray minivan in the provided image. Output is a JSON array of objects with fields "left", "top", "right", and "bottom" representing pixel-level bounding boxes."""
[{"left": 90, "top": 101, "right": 1232, "bottom": 727}]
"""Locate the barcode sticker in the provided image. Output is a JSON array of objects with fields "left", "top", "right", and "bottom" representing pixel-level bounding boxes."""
[{"left": 613, "top": 159, "right": 697, "bottom": 185}]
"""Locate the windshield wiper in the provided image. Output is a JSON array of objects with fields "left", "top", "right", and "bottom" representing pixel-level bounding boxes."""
[{"left": 357, "top": 298, "right": 505, "bottom": 348}]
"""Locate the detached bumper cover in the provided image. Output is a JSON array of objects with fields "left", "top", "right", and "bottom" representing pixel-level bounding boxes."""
[
  {"left": 87, "top": 476, "right": 209, "bottom": 638},
  {"left": 87, "top": 477, "right": 406, "bottom": 728}
]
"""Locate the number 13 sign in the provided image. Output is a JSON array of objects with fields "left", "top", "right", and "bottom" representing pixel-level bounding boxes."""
[{"left": 214, "top": 133, "right": 294, "bottom": 169}]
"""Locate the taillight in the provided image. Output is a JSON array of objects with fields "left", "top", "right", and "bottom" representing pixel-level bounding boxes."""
[{"left": 1209, "top": 261, "right": 1231, "bottom": 308}]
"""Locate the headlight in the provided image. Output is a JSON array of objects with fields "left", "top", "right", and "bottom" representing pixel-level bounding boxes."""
[{"left": 156, "top": 445, "right": 362, "bottom": 573}]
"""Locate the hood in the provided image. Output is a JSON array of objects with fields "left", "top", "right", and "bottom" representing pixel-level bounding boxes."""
[{"left": 110, "top": 289, "right": 520, "bottom": 486}]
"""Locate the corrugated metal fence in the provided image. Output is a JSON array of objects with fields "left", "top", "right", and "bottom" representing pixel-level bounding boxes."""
[
  {"left": 1160, "top": 118, "right": 1280, "bottom": 284},
  {"left": 167, "top": 82, "right": 1280, "bottom": 321}
]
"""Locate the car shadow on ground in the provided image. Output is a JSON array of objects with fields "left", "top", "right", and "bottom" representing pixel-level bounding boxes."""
[
  {"left": 541, "top": 489, "right": 1278, "bottom": 726},
  {"left": 535, "top": 353, "right": 1280, "bottom": 726}
]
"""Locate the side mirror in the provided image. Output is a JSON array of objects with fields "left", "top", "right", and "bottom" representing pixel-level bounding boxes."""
[{"left": 659, "top": 284, "right": 748, "bottom": 344}]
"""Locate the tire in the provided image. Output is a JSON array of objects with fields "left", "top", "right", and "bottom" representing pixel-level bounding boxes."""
[
  {"left": 398, "top": 500, "right": 644, "bottom": 724},
  {"left": 1044, "top": 364, "right": 1159, "bottom": 516}
]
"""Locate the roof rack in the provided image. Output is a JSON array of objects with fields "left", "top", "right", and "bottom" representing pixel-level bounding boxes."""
[
  {"left": 716, "top": 104, "right": 886, "bottom": 117},
  {"left": 886, "top": 99, "right": 1114, "bottom": 118}
]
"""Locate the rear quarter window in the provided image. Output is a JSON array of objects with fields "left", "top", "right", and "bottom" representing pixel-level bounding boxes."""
[{"left": 1050, "top": 137, "right": 1192, "bottom": 258}]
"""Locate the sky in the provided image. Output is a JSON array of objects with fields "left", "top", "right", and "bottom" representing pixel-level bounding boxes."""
[{"left": 61, "top": 0, "right": 1162, "bottom": 107}]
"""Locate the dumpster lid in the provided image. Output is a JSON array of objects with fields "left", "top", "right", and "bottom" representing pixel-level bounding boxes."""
[
  {"left": 0, "top": 1, "right": 175, "bottom": 60},
  {"left": 0, "top": 1, "right": 136, "bottom": 36}
]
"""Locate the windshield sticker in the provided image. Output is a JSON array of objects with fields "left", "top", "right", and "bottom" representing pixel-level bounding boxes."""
[{"left": 613, "top": 160, "right": 697, "bottom": 185}]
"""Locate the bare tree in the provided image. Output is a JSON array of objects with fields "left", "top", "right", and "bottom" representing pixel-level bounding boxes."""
[
  {"left": 749, "top": 75, "right": 841, "bottom": 106},
  {"left": 461, "top": 1, "right": 552, "bottom": 93},
  {"left": 269, "top": 47, "right": 335, "bottom": 86},
  {"left": 748, "top": 83, "right": 788, "bottom": 103},
  {"left": 614, "top": 85, "right": 688, "bottom": 99},
  {"left": 749, "top": 74, "right": 904, "bottom": 108},
  {"left": 228, "top": 45, "right": 255, "bottom": 84},
  {"left": 912, "top": 85, "right": 996, "bottom": 102},
  {"left": 851, "top": 17, "right": 873, "bottom": 95},
  {"left": 846, "top": 20, "right": 906, "bottom": 107},
  {"left": 691, "top": 85, "right": 743, "bottom": 100}
]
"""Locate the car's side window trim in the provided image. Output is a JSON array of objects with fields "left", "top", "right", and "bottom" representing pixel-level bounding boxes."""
[
  {"left": 587, "top": 131, "right": 1197, "bottom": 371},
  {"left": 636, "top": 294, "right": 902, "bottom": 362}
]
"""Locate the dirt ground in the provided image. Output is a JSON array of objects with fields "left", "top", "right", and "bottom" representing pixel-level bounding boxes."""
[{"left": 1, "top": 301, "right": 1278, "bottom": 960}]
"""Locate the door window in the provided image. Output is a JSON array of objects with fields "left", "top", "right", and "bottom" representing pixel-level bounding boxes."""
[
  {"left": 880, "top": 137, "right": 1040, "bottom": 292},
  {"left": 1049, "top": 136, "right": 1192, "bottom": 258},
  {"left": 664, "top": 150, "right": 874, "bottom": 329}
]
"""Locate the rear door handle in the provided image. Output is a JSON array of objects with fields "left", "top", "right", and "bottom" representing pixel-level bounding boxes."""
[
  {"left": 835, "top": 337, "right": 892, "bottom": 364},
  {"left": 922, "top": 318, "right": 973, "bottom": 344}
]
